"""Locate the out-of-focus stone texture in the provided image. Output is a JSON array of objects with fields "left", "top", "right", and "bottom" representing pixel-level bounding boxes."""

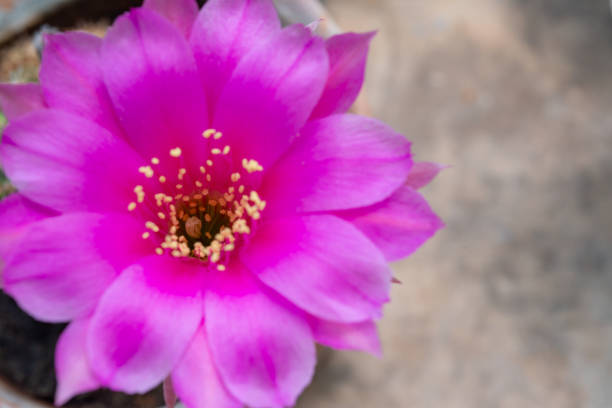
[{"left": 298, "top": 1, "right": 612, "bottom": 407}]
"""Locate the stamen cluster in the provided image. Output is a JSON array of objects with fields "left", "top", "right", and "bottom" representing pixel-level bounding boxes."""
[{"left": 127, "top": 129, "right": 265, "bottom": 271}]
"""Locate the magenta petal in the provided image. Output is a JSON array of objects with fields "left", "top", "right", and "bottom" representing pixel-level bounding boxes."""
[
  {"left": 40, "top": 32, "right": 122, "bottom": 137},
  {"left": 143, "top": 0, "right": 198, "bottom": 38},
  {"left": 405, "top": 161, "right": 446, "bottom": 189},
  {"left": 310, "top": 32, "right": 375, "bottom": 119},
  {"left": 88, "top": 257, "right": 203, "bottom": 393},
  {"left": 101, "top": 8, "right": 208, "bottom": 163},
  {"left": 213, "top": 24, "right": 329, "bottom": 170},
  {"left": 262, "top": 114, "right": 412, "bottom": 215},
  {"left": 309, "top": 317, "right": 382, "bottom": 357},
  {"left": 339, "top": 185, "right": 443, "bottom": 261},
  {"left": 0, "top": 109, "right": 144, "bottom": 213},
  {"left": 172, "top": 325, "right": 241, "bottom": 408},
  {"left": 55, "top": 317, "right": 100, "bottom": 406},
  {"left": 190, "top": 0, "right": 280, "bottom": 114},
  {"left": 0, "top": 194, "right": 56, "bottom": 271},
  {"left": 3, "top": 213, "right": 152, "bottom": 323},
  {"left": 242, "top": 215, "right": 391, "bottom": 323},
  {"left": 206, "top": 264, "right": 315, "bottom": 408},
  {"left": 0, "top": 83, "right": 45, "bottom": 121}
]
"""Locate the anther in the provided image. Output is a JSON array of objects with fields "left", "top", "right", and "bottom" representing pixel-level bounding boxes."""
[
  {"left": 170, "top": 147, "right": 182, "bottom": 158},
  {"left": 139, "top": 166, "right": 154, "bottom": 178}
]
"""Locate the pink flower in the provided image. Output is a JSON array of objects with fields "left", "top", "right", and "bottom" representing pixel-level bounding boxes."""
[{"left": 0, "top": 0, "right": 443, "bottom": 407}]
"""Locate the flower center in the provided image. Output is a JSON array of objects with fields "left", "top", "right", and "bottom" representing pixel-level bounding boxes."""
[{"left": 127, "top": 129, "right": 265, "bottom": 271}]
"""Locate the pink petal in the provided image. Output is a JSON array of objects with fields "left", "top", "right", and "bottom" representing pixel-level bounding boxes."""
[
  {"left": 0, "top": 83, "right": 45, "bottom": 121},
  {"left": 101, "top": 8, "right": 208, "bottom": 165},
  {"left": 310, "top": 32, "right": 375, "bottom": 119},
  {"left": 87, "top": 257, "right": 203, "bottom": 393},
  {"left": 55, "top": 317, "right": 100, "bottom": 406},
  {"left": 0, "top": 109, "right": 144, "bottom": 213},
  {"left": 40, "top": 32, "right": 122, "bottom": 137},
  {"left": 262, "top": 114, "right": 412, "bottom": 215},
  {"left": 338, "top": 185, "right": 443, "bottom": 262},
  {"left": 0, "top": 194, "right": 56, "bottom": 270},
  {"left": 213, "top": 24, "right": 328, "bottom": 171},
  {"left": 172, "top": 325, "right": 241, "bottom": 408},
  {"left": 309, "top": 317, "right": 382, "bottom": 357},
  {"left": 3, "top": 213, "right": 152, "bottom": 322},
  {"left": 205, "top": 264, "right": 315, "bottom": 408},
  {"left": 190, "top": 0, "right": 280, "bottom": 114},
  {"left": 241, "top": 215, "right": 391, "bottom": 323},
  {"left": 143, "top": 0, "right": 198, "bottom": 38},
  {"left": 405, "top": 161, "right": 446, "bottom": 189}
]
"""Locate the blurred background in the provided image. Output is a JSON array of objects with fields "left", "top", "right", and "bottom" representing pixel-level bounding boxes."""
[{"left": 0, "top": 0, "right": 611, "bottom": 407}]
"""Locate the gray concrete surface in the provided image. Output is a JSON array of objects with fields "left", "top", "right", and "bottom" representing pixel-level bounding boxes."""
[{"left": 298, "top": 1, "right": 612, "bottom": 407}]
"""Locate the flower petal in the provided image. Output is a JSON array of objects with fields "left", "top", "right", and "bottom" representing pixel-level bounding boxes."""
[
  {"left": 242, "top": 215, "right": 391, "bottom": 323},
  {"left": 172, "top": 325, "right": 241, "bottom": 408},
  {"left": 190, "top": 0, "right": 280, "bottom": 114},
  {"left": 0, "top": 83, "right": 45, "bottom": 121},
  {"left": 0, "top": 109, "right": 144, "bottom": 213},
  {"left": 101, "top": 8, "right": 208, "bottom": 164},
  {"left": 205, "top": 264, "right": 315, "bottom": 408},
  {"left": 309, "top": 317, "right": 382, "bottom": 357},
  {"left": 310, "top": 32, "right": 375, "bottom": 119},
  {"left": 213, "top": 24, "right": 328, "bottom": 170},
  {"left": 338, "top": 185, "right": 443, "bottom": 261},
  {"left": 143, "top": 0, "right": 198, "bottom": 38},
  {"left": 2, "top": 213, "right": 152, "bottom": 322},
  {"left": 262, "top": 114, "right": 412, "bottom": 215},
  {"left": 0, "top": 194, "right": 56, "bottom": 270},
  {"left": 88, "top": 256, "right": 203, "bottom": 393},
  {"left": 405, "top": 161, "right": 446, "bottom": 189},
  {"left": 40, "top": 32, "right": 123, "bottom": 136},
  {"left": 55, "top": 317, "right": 100, "bottom": 406}
]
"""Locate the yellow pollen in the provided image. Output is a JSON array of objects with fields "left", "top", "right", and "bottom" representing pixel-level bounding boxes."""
[
  {"left": 242, "top": 158, "right": 263, "bottom": 173},
  {"left": 203, "top": 129, "right": 216, "bottom": 139},
  {"left": 223, "top": 145, "right": 231, "bottom": 155},
  {"left": 142, "top": 232, "right": 150, "bottom": 239},
  {"left": 195, "top": 180, "right": 203, "bottom": 188},
  {"left": 170, "top": 147, "right": 182, "bottom": 158},
  {"left": 145, "top": 221, "right": 160, "bottom": 233},
  {"left": 199, "top": 166, "right": 206, "bottom": 174},
  {"left": 158, "top": 212, "right": 166, "bottom": 220},
  {"left": 211, "top": 148, "right": 222, "bottom": 155},
  {"left": 206, "top": 174, "right": 212, "bottom": 182},
  {"left": 217, "top": 265, "right": 226, "bottom": 271},
  {"left": 134, "top": 185, "right": 145, "bottom": 203},
  {"left": 128, "top": 202, "right": 137, "bottom": 211},
  {"left": 214, "top": 132, "right": 222, "bottom": 140},
  {"left": 156, "top": 248, "right": 164, "bottom": 255},
  {"left": 231, "top": 173, "right": 241, "bottom": 182},
  {"left": 138, "top": 166, "right": 154, "bottom": 178},
  {"left": 206, "top": 160, "right": 213, "bottom": 166},
  {"left": 176, "top": 184, "right": 183, "bottom": 190},
  {"left": 151, "top": 157, "right": 160, "bottom": 165}
]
